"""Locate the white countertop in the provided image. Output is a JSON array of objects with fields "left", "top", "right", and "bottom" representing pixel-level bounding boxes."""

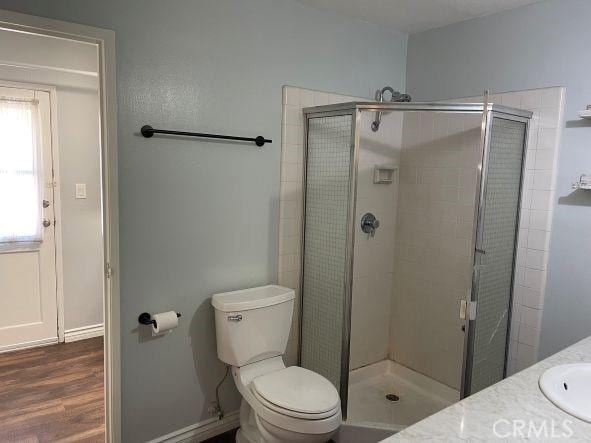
[{"left": 382, "top": 336, "right": 591, "bottom": 441}]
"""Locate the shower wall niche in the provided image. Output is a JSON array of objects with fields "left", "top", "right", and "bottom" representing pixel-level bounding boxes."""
[{"left": 298, "top": 100, "right": 531, "bottom": 427}]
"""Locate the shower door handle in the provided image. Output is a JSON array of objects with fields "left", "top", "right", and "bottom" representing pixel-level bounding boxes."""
[
  {"left": 459, "top": 300, "right": 468, "bottom": 320},
  {"left": 461, "top": 301, "right": 478, "bottom": 320}
]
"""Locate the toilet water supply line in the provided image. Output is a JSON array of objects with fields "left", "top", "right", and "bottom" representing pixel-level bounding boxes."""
[{"left": 215, "top": 364, "right": 231, "bottom": 419}]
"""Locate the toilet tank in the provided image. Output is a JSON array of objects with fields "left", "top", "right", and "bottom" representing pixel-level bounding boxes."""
[{"left": 211, "top": 285, "right": 295, "bottom": 367}]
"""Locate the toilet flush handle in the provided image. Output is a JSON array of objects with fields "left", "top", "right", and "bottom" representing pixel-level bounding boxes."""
[{"left": 228, "top": 314, "right": 242, "bottom": 321}]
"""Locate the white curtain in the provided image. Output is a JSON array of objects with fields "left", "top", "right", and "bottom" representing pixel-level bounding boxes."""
[{"left": 0, "top": 98, "right": 43, "bottom": 245}]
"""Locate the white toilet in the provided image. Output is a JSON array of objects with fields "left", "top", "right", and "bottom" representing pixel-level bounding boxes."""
[{"left": 212, "top": 285, "right": 342, "bottom": 443}]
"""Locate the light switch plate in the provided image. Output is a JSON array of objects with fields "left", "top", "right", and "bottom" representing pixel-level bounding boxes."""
[{"left": 75, "top": 183, "right": 87, "bottom": 199}]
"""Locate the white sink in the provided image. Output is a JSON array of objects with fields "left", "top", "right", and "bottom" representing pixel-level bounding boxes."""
[{"left": 539, "top": 363, "right": 591, "bottom": 423}]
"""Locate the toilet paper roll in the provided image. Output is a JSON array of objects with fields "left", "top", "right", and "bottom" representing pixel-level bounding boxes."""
[{"left": 151, "top": 311, "right": 179, "bottom": 336}]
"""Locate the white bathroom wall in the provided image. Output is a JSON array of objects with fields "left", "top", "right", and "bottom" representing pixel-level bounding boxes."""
[
  {"left": 350, "top": 111, "right": 402, "bottom": 369},
  {"left": 503, "top": 88, "right": 564, "bottom": 375},
  {"left": 391, "top": 111, "right": 482, "bottom": 390},
  {"left": 278, "top": 86, "right": 366, "bottom": 366},
  {"left": 0, "top": 29, "right": 104, "bottom": 332}
]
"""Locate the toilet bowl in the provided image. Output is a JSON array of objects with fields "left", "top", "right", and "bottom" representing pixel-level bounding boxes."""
[{"left": 212, "top": 285, "right": 341, "bottom": 442}]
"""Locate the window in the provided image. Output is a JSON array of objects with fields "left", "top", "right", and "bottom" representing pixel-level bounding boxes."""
[{"left": 0, "top": 97, "right": 43, "bottom": 244}]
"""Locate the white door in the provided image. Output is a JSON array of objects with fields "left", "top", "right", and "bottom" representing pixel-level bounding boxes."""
[{"left": 0, "top": 86, "right": 58, "bottom": 352}]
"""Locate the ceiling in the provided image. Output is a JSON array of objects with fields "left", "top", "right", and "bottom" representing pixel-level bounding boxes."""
[{"left": 297, "top": 0, "right": 543, "bottom": 34}]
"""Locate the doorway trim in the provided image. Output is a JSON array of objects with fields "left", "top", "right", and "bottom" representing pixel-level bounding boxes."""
[{"left": 0, "top": 9, "right": 121, "bottom": 442}]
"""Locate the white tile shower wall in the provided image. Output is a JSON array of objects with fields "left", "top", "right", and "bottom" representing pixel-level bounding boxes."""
[
  {"left": 350, "top": 111, "right": 403, "bottom": 369},
  {"left": 451, "top": 87, "right": 565, "bottom": 376},
  {"left": 278, "top": 86, "right": 366, "bottom": 366},
  {"left": 390, "top": 111, "right": 482, "bottom": 390}
]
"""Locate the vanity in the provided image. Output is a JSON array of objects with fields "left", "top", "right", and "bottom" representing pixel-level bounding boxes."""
[{"left": 382, "top": 336, "right": 591, "bottom": 441}]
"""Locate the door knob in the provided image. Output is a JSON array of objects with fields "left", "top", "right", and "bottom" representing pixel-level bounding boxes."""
[{"left": 42, "top": 219, "right": 51, "bottom": 227}]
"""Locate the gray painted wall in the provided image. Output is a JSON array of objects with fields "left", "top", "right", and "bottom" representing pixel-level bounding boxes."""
[
  {"left": 0, "top": 1, "right": 407, "bottom": 440},
  {"left": 0, "top": 29, "right": 104, "bottom": 331},
  {"left": 406, "top": 0, "right": 591, "bottom": 360}
]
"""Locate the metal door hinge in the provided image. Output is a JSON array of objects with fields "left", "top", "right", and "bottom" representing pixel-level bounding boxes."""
[{"left": 105, "top": 262, "right": 113, "bottom": 279}]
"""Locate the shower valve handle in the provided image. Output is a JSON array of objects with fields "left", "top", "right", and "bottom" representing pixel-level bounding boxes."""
[{"left": 361, "top": 213, "right": 380, "bottom": 237}]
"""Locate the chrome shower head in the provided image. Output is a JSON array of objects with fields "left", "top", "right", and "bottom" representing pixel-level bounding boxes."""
[{"left": 371, "top": 87, "right": 412, "bottom": 132}]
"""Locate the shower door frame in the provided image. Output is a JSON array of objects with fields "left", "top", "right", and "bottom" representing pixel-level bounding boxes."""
[
  {"left": 460, "top": 107, "right": 532, "bottom": 397},
  {"left": 299, "top": 102, "right": 532, "bottom": 419},
  {"left": 299, "top": 105, "right": 360, "bottom": 419}
]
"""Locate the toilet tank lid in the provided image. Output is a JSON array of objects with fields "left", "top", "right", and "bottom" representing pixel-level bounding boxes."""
[{"left": 211, "top": 285, "right": 295, "bottom": 312}]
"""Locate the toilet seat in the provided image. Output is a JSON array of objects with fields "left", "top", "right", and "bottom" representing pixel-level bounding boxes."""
[
  {"left": 251, "top": 366, "right": 340, "bottom": 419},
  {"left": 251, "top": 386, "right": 340, "bottom": 420},
  {"left": 232, "top": 357, "right": 342, "bottom": 439}
]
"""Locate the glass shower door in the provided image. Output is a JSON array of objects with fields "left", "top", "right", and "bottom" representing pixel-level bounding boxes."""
[
  {"left": 300, "top": 112, "right": 356, "bottom": 416},
  {"left": 464, "top": 115, "right": 528, "bottom": 395}
]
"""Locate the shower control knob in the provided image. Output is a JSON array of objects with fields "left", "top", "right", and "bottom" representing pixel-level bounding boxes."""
[{"left": 361, "top": 213, "right": 380, "bottom": 237}]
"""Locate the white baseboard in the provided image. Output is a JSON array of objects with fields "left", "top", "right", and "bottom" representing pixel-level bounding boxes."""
[
  {"left": 0, "top": 324, "right": 104, "bottom": 352},
  {"left": 0, "top": 337, "right": 58, "bottom": 354},
  {"left": 64, "top": 323, "right": 104, "bottom": 343},
  {"left": 149, "top": 410, "right": 240, "bottom": 443}
]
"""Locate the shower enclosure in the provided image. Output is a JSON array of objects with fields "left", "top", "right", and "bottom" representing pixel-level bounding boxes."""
[{"left": 298, "top": 100, "right": 531, "bottom": 430}]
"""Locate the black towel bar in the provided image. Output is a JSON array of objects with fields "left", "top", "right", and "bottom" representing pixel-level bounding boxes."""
[{"left": 140, "top": 125, "right": 271, "bottom": 147}]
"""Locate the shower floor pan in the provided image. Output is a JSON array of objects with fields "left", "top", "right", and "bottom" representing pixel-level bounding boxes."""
[{"left": 347, "top": 360, "right": 459, "bottom": 429}]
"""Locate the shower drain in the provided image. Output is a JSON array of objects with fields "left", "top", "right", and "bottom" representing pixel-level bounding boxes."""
[{"left": 385, "top": 393, "right": 400, "bottom": 402}]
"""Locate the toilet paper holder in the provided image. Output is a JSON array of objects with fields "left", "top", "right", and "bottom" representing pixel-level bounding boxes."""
[{"left": 138, "top": 312, "right": 181, "bottom": 327}]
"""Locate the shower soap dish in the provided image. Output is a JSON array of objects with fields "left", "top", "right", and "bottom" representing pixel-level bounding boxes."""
[
  {"left": 572, "top": 174, "right": 591, "bottom": 190},
  {"left": 374, "top": 164, "right": 398, "bottom": 184}
]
